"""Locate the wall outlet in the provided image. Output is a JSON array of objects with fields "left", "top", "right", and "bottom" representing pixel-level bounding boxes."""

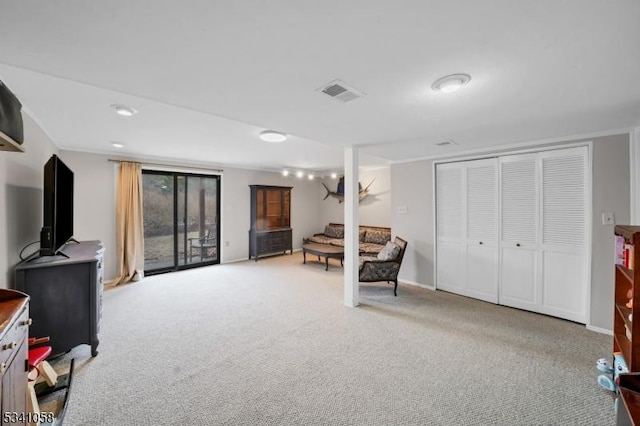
[
  {"left": 396, "top": 205, "right": 408, "bottom": 214},
  {"left": 602, "top": 213, "right": 615, "bottom": 226}
]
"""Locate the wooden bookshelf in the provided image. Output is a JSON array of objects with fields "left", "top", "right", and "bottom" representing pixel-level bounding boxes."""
[
  {"left": 617, "top": 373, "right": 640, "bottom": 425},
  {"left": 614, "top": 225, "right": 640, "bottom": 372}
]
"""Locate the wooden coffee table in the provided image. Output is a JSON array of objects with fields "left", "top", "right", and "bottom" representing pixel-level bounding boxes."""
[{"left": 302, "top": 243, "right": 344, "bottom": 271}]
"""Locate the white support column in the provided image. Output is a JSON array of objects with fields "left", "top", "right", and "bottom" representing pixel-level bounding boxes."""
[
  {"left": 631, "top": 128, "right": 640, "bottom": 225},
  {"left": 344, "top": 146, "right": 360, "bottom": 307}
]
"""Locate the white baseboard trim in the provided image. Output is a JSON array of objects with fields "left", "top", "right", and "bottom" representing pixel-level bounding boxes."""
[
  {"left": 223, "top": 250, "right": 300, "bottom": 264},
  {"left": 401, "top": 279, "right": 435, "bottom": 291},
  {"left": 586, "top": 324, "right": 613, "bottom": 335},
  {"left": 222, "top": 257, "right": 250, "bottom": 264}
]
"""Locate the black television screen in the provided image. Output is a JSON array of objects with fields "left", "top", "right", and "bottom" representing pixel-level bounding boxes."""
[{"left": 40, "top": 155, "right": 74, "bottom": 256}]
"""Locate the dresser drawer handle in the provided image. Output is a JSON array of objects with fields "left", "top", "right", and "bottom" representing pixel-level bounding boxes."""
[
  {"left": 21, "top": 318, "right": 33, "bottom": 326},
  {"left": 3, "top": 342, "right": 17, "bottom": 350}
]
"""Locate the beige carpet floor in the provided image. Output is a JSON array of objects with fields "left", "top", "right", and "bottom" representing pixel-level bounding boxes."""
[{"left": 44, "top": 252, "right": 616, "bottom": 425}]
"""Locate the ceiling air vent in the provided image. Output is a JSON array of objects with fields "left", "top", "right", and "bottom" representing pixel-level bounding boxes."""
[{"left": 318, "top": 80, "right": 365, "bottom": 103}]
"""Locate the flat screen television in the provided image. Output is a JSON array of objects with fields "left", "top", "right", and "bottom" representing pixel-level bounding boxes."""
[{"left": 40, "top": 154, "right": 74, "bottom": 256}]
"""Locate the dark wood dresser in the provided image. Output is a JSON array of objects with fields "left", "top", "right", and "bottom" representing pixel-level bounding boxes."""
[
  {"left": 0, "top": 289, "right": 30, "bottom": 425},
  {"left": 14, "top": 240, "right": 104, "bottom": 357},
  {"left": 249, "top": 185, "right": 293, "bottom": 260}
]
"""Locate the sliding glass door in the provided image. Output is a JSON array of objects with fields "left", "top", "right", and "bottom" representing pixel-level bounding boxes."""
[{"left": 142, "top": 170, "right": 220, "bottom": 274}]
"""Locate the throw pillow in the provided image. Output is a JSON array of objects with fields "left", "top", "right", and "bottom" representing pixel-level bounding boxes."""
[
  {"left": 364, "top": 229, "right": 391, "bottom": 245},
  {"left": 377, "top": 241, "right": 401, "bottom": 261},
  {"left": 325, "top": 224, "right": 345, "bottom": 239}
]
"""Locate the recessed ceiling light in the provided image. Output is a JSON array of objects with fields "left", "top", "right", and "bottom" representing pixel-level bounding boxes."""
[
  {"left": 112, "top": 142, "right": 124, "bottom": 148},
  {"left": 111, "top": 104, "right": 138, "bottom": 116},
  {"left": 282, "top": 170, "right": 289, "bottom": 177},
  {"left": 431, "top": 74, "right": 471, "bottom": 93},
  {"left": 259, "top": 130, "right": 287, "bottom": 143},
  {"left": 296, "top": 171, "right": 304, "bottom": 178},
  {"left": 308, "top": 174, "right": 314, "bottom": 180},
  {"left": 330, "top": 173, "right": 338, "bottom": 179}
]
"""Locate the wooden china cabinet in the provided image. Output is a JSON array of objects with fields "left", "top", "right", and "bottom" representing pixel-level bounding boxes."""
[{"left": 249, "top": 185, "right": 293, "bottom": 261}]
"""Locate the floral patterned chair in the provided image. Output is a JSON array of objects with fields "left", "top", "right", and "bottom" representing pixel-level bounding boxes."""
[{"left": 359, "top": 236, "right": 407, "bottom": 296}]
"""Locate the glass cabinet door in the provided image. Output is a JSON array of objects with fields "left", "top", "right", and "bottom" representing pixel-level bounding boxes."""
[
  {"left": 283, "top": 190, "right": 290, "bottom": 227},
  {"left": 266, "top": 189, "right": 283, "bottom": 228},
  {"left": 256, "top": 189, "right": 266, "bottom": 230},
  {"left": 253, "top": 187, "right": 290, "bottom": 231}
]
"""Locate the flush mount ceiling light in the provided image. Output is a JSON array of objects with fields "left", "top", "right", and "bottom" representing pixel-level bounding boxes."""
[
  {"left": 111, "top": 104, "right": 138, "bottom": 117},
  {"left": 308, "top": 174, "right": 314, "bottom": 180},
  {"left": 111, "top": 142, "right": 124, "bottom": 148},
  {"left": 296, "top": 171, "right": 304, "bottom": 178},
  {"left": 282, "top": 170, "right": 290, "bottom": 177},
  {"left": 431, "top": 74, "right": 471, "bottom": 93},
  {"left": 259, "top": 130, "right": 287, "bottom": 143},
  {"left": 330, "top": 172, "right": 338, "bottom": 179}
]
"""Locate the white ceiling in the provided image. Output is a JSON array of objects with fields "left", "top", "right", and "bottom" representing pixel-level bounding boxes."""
[{"left": 1, "top": 1, "right": 639, "bottom": 173}]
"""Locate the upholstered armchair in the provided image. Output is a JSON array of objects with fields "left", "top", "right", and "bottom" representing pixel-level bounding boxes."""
[{"left": 359, "top": 236, "right": 407, "bottom": 296}]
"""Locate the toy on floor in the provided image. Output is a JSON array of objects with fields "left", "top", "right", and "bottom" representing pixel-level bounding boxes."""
[
  {"left": 597, "top": 357, "right": 617, "bottom": 391},
  {"left": 597, "top": 358, "right": 614, "bottom": 374},
  {"left": 597, "top": 352, "right": 629, "bottom": 392},
  {"left": 27, "top": 336, "right": 76, "bottom": 426},
  {"left": 615, "top": 352, "right": 629, "bottom": 383}
]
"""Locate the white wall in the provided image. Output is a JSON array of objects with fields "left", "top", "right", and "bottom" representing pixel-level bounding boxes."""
[
  {"left": 221, "top": 168, "right": 321, "bottom": 262},
  {"left": 631, "top": 127, "right": 640, "bottom": 224},
  {"left": 0, "top": 114, "right": 58, "bottom": 287},
  {"left": 58, "top": 150, "right": 118, "bottom": 280},
  {"left": 590, "top": 134, "right": 630, "bottom": 329},
  {"left": 391, "top": 134, "right": 630, "bottom": 331},
  {"left": 318, "top": 167, "right": 391, "bottom": 228},
  {"left": 390, "top": 160, "right": 434, "bottom": 288},
  {"left": 55, "top": 151, "right": 323, "bottom": 278}
]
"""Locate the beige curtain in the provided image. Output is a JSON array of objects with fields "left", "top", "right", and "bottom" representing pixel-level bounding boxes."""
[{"left": 113, "top": 162, "right": 145, "bottom": 285}]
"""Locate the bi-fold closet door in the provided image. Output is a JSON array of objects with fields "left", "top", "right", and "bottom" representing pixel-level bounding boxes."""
[
  {"left": 435, "top": 146, "right": 589, "bottom": 323},
  {"left": 436, "top": 158, "right": 498, "bottom": 303}
]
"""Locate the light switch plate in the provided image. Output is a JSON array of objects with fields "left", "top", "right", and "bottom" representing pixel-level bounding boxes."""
[{"left": 602, "top": 213, "right": 615, "bottom": 225}]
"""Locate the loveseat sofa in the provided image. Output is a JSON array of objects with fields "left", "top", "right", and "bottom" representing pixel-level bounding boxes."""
[{"left": 303, "top": 223, "right": 392, "bottom": 255}]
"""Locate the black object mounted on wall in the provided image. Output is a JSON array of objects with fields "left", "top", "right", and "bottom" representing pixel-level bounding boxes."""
[{"left": 0, "top": 79, "right": 24, "bottom": 144}]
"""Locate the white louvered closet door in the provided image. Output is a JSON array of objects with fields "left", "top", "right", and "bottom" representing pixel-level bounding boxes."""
[
  {"left": 435, "top": 146, "right": 589, "bottom": 323},
  {"left": 538, "top": 146, "right": 588, "bottom": 323},
  {"left": 465, "top": 158, "right": 498, "bottom": 303},
  {"left": 436, "top": 162, "right": 464, "bottom": 293},
  {"left": 499, "top": 153, "right": 539, "bottom": 312}
]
